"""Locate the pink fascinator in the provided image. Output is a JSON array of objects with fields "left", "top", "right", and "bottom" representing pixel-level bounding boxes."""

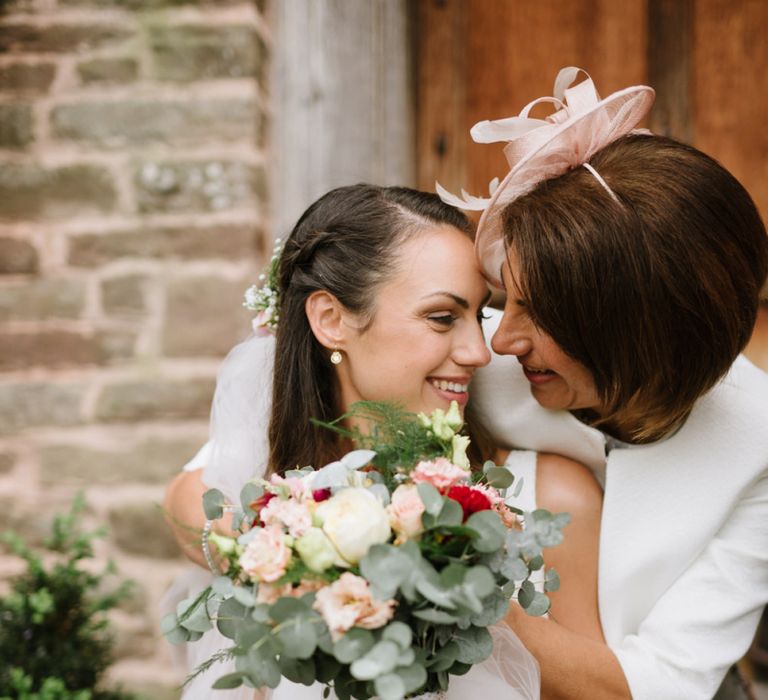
[{"left": 437, "top": 67, "right": 655, "bottom": 287}]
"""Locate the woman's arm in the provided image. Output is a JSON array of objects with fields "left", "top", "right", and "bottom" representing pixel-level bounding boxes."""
[
  {"left": 164, "top": 466, "right": 235, "bottom": 569},
  {"left": 536, "top": 453, "right": 604, "bottom": 642}
]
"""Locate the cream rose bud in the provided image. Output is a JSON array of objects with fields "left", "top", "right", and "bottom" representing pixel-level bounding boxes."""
[
  {"left": 451, "top": 434, "right": 471, "bottom": 470},
  {"left": 295, "top": 527, "right": 344, "bottom": 573},
  {"left": 388, "top": 485, "right": 425, "bottom": 541},
  {"left": 315, "top": 488, "right": 391, "bottom": 565}
]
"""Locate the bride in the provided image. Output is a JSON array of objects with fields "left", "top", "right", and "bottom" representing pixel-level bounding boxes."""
[{"left": 164, "top": 183, "right": 603, "bottom": 699}]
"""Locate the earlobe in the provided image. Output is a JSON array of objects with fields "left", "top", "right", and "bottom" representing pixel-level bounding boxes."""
[{"left": 305, "top": 291, "right": 346, "bottom": 351}]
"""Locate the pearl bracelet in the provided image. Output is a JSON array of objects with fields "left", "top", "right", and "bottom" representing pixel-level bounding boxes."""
[{"left": 201, "top": 518, "right": 219, "bottom": 575}]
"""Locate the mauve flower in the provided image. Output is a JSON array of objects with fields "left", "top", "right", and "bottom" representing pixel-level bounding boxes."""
[
  {"left": 387, "top": 484, "right": 425, "bottom": 541},
  {"left": 313, "top": 572, "right": 396, "bottom": 641},
  {"left": 411, "top": 458, "right": 469, "bottom": 492},
  {"left": 446, "top": 485, "right": 492, "bottom": 521},
  {"left": 260, "top": 498, "right": 312, "bottom": 538},
  {"left": 239, "top": 525, "right": 291, "bottom": 583}
]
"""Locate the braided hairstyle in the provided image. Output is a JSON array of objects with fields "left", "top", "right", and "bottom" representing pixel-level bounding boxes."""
[{"left": 268, "top": 184, "right": 473, "bottom": 474}]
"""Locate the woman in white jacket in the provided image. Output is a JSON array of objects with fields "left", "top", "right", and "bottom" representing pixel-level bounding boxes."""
[{"left": 445, "top": 68, "right": 768, "bottom": 699}]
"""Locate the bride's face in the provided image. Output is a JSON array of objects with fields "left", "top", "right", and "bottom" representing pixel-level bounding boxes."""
[{"left": 336, "top": 224, "right": 491, "bottom": 416}]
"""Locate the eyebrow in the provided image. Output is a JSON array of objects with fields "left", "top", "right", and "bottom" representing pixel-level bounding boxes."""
[{"left": 424, "top": 291, "right": 493, "bottom": 310}]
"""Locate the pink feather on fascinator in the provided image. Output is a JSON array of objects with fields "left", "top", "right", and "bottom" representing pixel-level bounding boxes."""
[{"left": 437, "top": 67, "right": 655, "bottom": 287}]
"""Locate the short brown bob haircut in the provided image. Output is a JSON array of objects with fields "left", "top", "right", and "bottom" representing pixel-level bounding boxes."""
[{"left": 501, "top": 134, "right": 768, "bottom": 442}]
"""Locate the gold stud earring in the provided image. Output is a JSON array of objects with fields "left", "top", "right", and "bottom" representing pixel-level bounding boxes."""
[{"left": 330, "top": 349, "right": 342, "bottom": 365}]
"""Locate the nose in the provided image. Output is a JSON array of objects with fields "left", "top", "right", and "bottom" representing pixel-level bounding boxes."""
[
  {"left": 491, "top": 312, "right": 533, "bottom": 357},
  {"left": 455, "top": 321, "right": 492, "bottom": 369}
]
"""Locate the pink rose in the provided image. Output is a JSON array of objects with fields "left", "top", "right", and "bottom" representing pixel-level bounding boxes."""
[
  {"left": 411, "top": 457, "right": 469, "bottom": 492},
  {"left": 388, "top": 484, "right": 425, "bottom": 541},
  {"left": 239, "top": 525, "right": 291, "bottom": 583},
  {"left": 313, "top": 572, "right": 396, "bottom": 641},
  {"left": 260, "top": 498, "right": 312, "bottom": 538},
  {"left": 269, "top": 473, "right": 309, "bottom": 500}
]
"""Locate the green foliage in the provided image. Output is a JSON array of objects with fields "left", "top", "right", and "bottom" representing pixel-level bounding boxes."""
[{"left": 0, "top": 495, "right": 136, "bottom": 700}]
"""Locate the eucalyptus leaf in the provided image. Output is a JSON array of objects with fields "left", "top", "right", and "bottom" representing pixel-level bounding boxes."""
[
  {"left": 333, "top": 627, "right": 375, "bottom": 664},
  {"left": 485, "top": 466, "right": 514, "bottom": 489},
  {"left": 397, "top": 647, "right": 415, "bottom": 666},
  {"left": 500, "top": 556, "right": 529, "bottom": 582},
  {"left": 453, "top": 625, "right": 493, "bottom": 664},
  {"left": 159, "top": 611, "right": 180, "bottom": 635},
  {"left": 276, "top": 617, "right": 317, "bottom": 659},
  {"left": 522, "top": 591, "right": 551, "bottom": 616},
  {"left": 482, "top": 460, "right": 497, "bottom": 474},
  {"left": 217, "top": 597, "right": 249, "bottom": 640},
  {"left": 310, "top": 461, "right": 350, "bottom": 489},
  {"left": 435, "top": 498, "right": 464, "bottom": 527},
  {"left": 360, "top": 544, "right": 413, "bottom": 600},
  {"left": 416, "top": 483, "right": 443, "bottom": 516},
  {"left": 176, "top": 596, "right": 213, "bottom": 634},
  {"left": 374, "top": 672, "right": 406, "bottom": 700},
  {"left": 203, "top": 488, "right": 227, "bottom": 520},
  {"left": 438, "top": 563, "right": 466, "bottom": 588},
  {"left": 528, "top": 554, "right": 544, "bottom": 571},
  {"left": 469, "top": 588, "right": 509, "bottom": 627},
  {"left": 240, "top": 482, "right": 264, "bottom": 514},
  {"left": 464, "top": 566, "right": 495, "bottom": 598},
  {"left": 518, "top": 580, "right": 536, "bottom": 609},
  {"left": 545, "top": 567, "right": 561, "bottom": 592},
  {"left": 412, "top": 608, "right": 458, "bottom": 624},
  {"left": 415, "top": 578, "right": 457, "bottom": 609},
  {"left": 235, "top": 620, "right": 271, "bottom": 650},
  {"left": 238, "top": 646, "right": 282, "bottom": 688},
  {"left": 465, "top": 510, "right": 506, "bottom": 553},
  {"left": 511, "top": 475, "right": 525, "bottom": 499},
  {"left": 211, "top": 672, "right": 245, "bottom": 689},
  {"left": 279, "top": 654, "right": 316, "bottom": 685},
  {"left": 382, "top": 621, "right": 412, "bottom": 650},
  {"left": 397, "top": 662, "right": 428, "bottom": 693},
  {"left": 269, "top": 596, "right": 311, "bottom": 622},
  {"left": 350, "top": 640, "right": 400, "bottom": 680},
  {"left": 212, "top": 576, "right": 234, "bottom": 597},
  {"left": 232, "top": 586, "right": 257, "bottom": 608}
]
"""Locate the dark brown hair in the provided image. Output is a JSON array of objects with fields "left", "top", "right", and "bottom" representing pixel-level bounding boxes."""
[
  {"left": 502, "top": 134, "right": 768, "bottom": 441},
  {"left": 268, "top": 184, "right": 483, "bottom": 474}
]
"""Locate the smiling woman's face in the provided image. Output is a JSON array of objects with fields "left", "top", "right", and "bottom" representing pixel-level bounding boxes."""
[
  {"left": 335, "top": 224, "right": 492, "bottom": 417},
  {"left": 491, "top": 247, "right": 602, "bottom": 414}
]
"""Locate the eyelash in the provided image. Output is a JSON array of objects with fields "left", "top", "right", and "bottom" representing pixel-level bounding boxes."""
[{"left": 428, "top": 313, "right": 457, "bottom": 327}]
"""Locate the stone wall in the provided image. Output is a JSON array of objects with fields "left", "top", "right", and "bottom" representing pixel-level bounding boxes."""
[{"left": 0, "top": 0, "right": 269, "bottom": 696}]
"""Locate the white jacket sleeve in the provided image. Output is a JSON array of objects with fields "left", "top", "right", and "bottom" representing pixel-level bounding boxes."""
[{"left": 614, "top": 470, "right": 768, "bottom": 699}]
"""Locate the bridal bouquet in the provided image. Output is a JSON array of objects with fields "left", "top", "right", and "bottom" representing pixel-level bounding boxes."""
[{"left": 162, "top": 402, "right": 568, "bottom": 699}]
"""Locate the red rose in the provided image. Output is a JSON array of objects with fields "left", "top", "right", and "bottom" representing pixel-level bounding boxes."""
[
  {"left": 446, "top": 485, "right": 492, "bottom": 520},
  {"left": 249, "top": 490, "right": 276, "bottom": 513}
]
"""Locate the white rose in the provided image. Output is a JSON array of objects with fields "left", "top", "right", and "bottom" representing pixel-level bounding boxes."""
[{"left": 315, "top": 488, "right": 391, "bottom": 565}]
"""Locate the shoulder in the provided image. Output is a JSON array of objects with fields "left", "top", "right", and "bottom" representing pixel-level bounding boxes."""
[{"left": 535, "top": 452, "right": 603, "bottom": 517}]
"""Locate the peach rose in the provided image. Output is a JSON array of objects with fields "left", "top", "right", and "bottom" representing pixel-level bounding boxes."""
[
  {"left": 313, "top": 572, "right": 396, "bottom": 641},
  {"left": 388, "top": 484, "right": 425, "bottom": 541},
  {"left": 239, "top": 525, "right": 291, "bottom": 583},
  {"left": 411, "top": 457, "right": 469, "bottom": 491}
]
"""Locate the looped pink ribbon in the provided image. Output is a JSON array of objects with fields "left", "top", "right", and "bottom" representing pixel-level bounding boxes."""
[{"left": 437, "top": 67, "right": 650, "bottom": 211}]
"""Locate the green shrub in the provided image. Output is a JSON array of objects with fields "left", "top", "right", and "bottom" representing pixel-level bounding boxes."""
[{"left": 0, "top": 495, "right": 136, "bottom": 700}]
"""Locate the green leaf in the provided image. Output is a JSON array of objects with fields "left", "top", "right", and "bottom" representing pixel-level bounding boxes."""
[
  {"left": 397, "top": 662, "right": 428, "bottom": 693},
  {"left": 235, "top": 619, "right": 271, "bottom": 649},
  {"left": 240, "top": 482, "right": 264, "bottom": 513},
  {"left": 416, "top": 483, "right": 443, "bottom": 515},
  {"left": 439, "top": 563, "right": 466, "bottom": 588},
  {"left": 482, "top": 460, "right": 497, "bottom": 474},
  {"left": 412, "top": 608, "right": 458, "bottom": 624},
  {"left": 435, "top": 498, "right": 464, "bottom": 527},
  {"left": 522, "top": 591, "right": 551, "bottom": 617},
  {"left": 545, "top": 567, "right": 561, "bottom": 592},
  {"left": 469, "top": 588, "right": 509, "bottom": 627},
  {"left": 217, "top": 597, "right": 249, "bottom": 640},
  {"left": 518, "top": 580, "right": 536, "bottom": 609},
  {"left": 269, "top": 596, "right": 310, "bottom": 622},
  {"left": 360, "top": 544, "right": 414, "bottom": 600},
  {"left": 276, "top": 617, "right": 317, "bottom": 659},
  {"left": 464, "top": 566, "right": 495, "bottom": 599},
  {"left": 465, "top": 510, "right": 506, "bottom": 553},
  {"left": 415, "top": 578, "right": 457, "bottom": 609},
  {"left": 381, "top": 620, "right": 412, "bottom": 650},
  {"left": 350, "top": 640, "right": 400, "bottom": 680},
  {"left": 211, "top": 672, "right": 245, "bottom": 689},
  {"left": 212, "top": 576, "right": 234, "bottom": 596},
  {"left": 453, "top": 625, "right": 493, "bottom": 664},
  {"left": 232, "top": 586, "right": 257, "bottom": 608},
  {"left": 500, "top": 555, "right": 529, "bottom": 582},
  {"left": 279, "top": 654, "right": 316, "bottom": 685},
  {"left": 333, "top": 627, "right": 375, "bottom": 663},
  {"left": 237, "top": 645, "right": 281, "bottom": 688},
  {"left": 485, "top": 466, "right": 514, "bottom": 489},
  {"left": 176, "top": 595, "right": 213, "bottom": 633},
  {"left": 374, "top": 672, "right": 406, "bottom": 700},
  {"left": 203, "top": 488, "right": 227, "bottom": 520},
  {"left": 528, "top": 554, "right": 544, "bottom": 571}
]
